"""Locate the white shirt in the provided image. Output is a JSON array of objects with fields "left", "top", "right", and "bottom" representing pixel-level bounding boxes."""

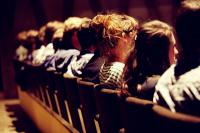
[
  {"left": 32, "top": 43, "right": 55, "bottom": 65},
  {"left": 66, "top": 53, "right": 94, "bottom": 77},
  {"left": 154, "top": 64, "right": 200, "bottom": 115}
]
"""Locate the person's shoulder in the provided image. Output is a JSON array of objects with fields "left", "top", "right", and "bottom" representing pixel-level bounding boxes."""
[
  {"left": 157, "top": 64, "right": 176, "bottom": 82},
  {"left": 65, "top": 49, "right": 80, "bottom": 54},
  {"left": 179, "top": 65, "right": 200, "bottom": 82}
]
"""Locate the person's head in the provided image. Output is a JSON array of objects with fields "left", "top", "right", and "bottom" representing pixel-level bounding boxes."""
[
  {"left": 175, "top": 0, "right": 200, "bottom": 55},
  {"left": 38, "top": 25, "right": 46, "bottom": 46},
  {"left": 63, "top": 17, "right": 84, "bottom": 50},
  {"left": 52, "top": 27, "right": 65, "bottom": 50},
  {"left": 135, "top": 20, "right": 176, "bottom": 76},
  {"left": 18, "top": 29, "right": 39, "bottom": 53},
  {"left": 26, "top": 30, "right": 40, "bottom": 51},
  {"left": 77, "top": 18, "right": 96, "bottom": 51},
  {"left": 44, "top": 21, "right": 64, "bottom": 45},
  {"left": 101, "top": 13, "right": 138, "bottom": 58},
  {"left": 16, "top": 31, "right": 28, "bottom": 47},
  {"left": 90, "top": 14, "right": 108, "bottom": 54}
]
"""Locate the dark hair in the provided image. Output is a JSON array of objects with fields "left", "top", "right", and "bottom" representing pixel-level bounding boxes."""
[
  {"left": 23, "top": 30, "right": 40, "bottom": 51},
  {"left": 135, "top": 20, "right": 174, "bottom": 82},
  {"left": 175, "top": 0, "right": 200, "bottom": 54},
  {"left": 62, "top": 30, "right": 75, "bottom": 49},
  {"left": 77, "top": 18, "right": 96, "bottom": 50},
  {"left": 175, "top": 0, "right": 200, "bottom": 77},
  {"left": 62, "top": 17, "right": 84, "bottom": 50},
  {"left": 52, "top": 28, "right": 65, "bottom": 50},
  {"left": 44, "top": 21, "right": 64, "bottom": 44}
]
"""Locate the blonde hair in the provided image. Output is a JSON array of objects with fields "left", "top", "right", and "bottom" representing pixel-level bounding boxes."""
[
  {"left": 53, "top": 28, "right": 65, "bottom": 41},
  {"left": 26, "top": 29, "right": 41, "bottom": 50},
  {"left": 27, "top": 30, "right": 38, "bottom": 38},
  {"left": 101, "top": 13, "right": 138, "bottom": 55},
  {"left": 90, "top": 14, "right": 108, "bottom": 28},
  {"left": 64, "top": 17, "right": 89, "bottom": 32},
  {"left": 45, "top": 21, "right": 64, "bottom": 43},
  {"left": 46, "top": 21, "right": 64, "bottom": 31},
  {"left": 90, "top": 15, "right": 107, "bottom": 39},
  {"left": 103, "top": 14, "right": 138, "bottom": 39},
  {"left": 16, "top": 31, "right": 27, "bottom": 42},
  {"left": 181, "top": 0, "right": 200, "bottom": 11}
]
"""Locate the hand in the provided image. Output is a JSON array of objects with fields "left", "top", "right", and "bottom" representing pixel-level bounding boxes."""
[{"left": 116, "top": 88, "right": 131, "bottom": 98}]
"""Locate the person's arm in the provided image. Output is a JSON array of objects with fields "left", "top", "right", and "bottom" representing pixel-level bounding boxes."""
[
  {"left": 138, "top": 75, "right": 160, "bottom": 93},
  {"left": 153, "top": 65, "right": 177, "bottom": 112}
]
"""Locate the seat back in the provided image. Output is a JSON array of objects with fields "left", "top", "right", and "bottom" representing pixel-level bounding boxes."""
[
  {"left": 77, "top": 79, "right": 99, "bottom": 133},
  {"left": 54, "top": 73, "right": 69, "bottom": 121},
  {"left": 152, "top": 104, "right": 200, "bottom": 133},
  {"left": 37, "top": 67, "right": 51, "bottom": 107},
  {"left": 94, "top": 85, "right": 123, "bottom": 133},
  {"left": 27, "top": 65, "right": 41, "bottom": 97},
  {"left": 13, "top": 60, "right": 29, "bottom": 90},
  {"left": 45, "top": 70, "right": 59, "bottom": 113},
  {"left": 122, "top": 96, "right": 155, "bottom": 133},
  {"left": 63, "top": 75, "right": 83, "bottom": 132},
  {"left": 13, "top": 59, "right": 22, "bottom": 85}
]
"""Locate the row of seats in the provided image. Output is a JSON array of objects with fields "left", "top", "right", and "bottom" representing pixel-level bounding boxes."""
[{"left": 13, "top": 59, "right": 200, "bottom": 133}]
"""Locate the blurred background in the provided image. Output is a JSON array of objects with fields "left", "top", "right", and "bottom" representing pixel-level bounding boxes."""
[{"left": 0, "top": 0, "right": 180, "bottom": 99}]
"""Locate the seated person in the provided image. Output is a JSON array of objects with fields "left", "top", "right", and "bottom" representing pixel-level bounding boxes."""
[
  {"left": 15, "top": 31, "right": 28, "bottom": 61},
  {"left": 81, "top": 14, "right": 107, "bottom": 83},
  {"left": 125, "top": 20, "right": 176, "bottom": 100},
  {"left": 99, "top": 13, "right": 138, "bottom": 89},
  {"left": 26, "top": 30, "right": 41, "bottom": 62},
  {"left": 32, "top": 25, "right": 46, "bottom": 64},
  {"left": 44, "top": 17, "right": 85, "bottom": 72},
  {"left": 65, "top": 18, "right": 97, "bottom": 77},
  {"left": 153, "top": 0, "right": 200, "bottom": 116},
  {"left": 32, "top": 21, "right": 64, "bottom": 65},
  {"left": 16, "top": 29, "right": 39, "bottom": 62}
]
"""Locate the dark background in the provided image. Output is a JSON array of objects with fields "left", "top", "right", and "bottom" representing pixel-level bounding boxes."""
[{"left": 0, "top": 0, "right": 180, "bottom": 98}]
